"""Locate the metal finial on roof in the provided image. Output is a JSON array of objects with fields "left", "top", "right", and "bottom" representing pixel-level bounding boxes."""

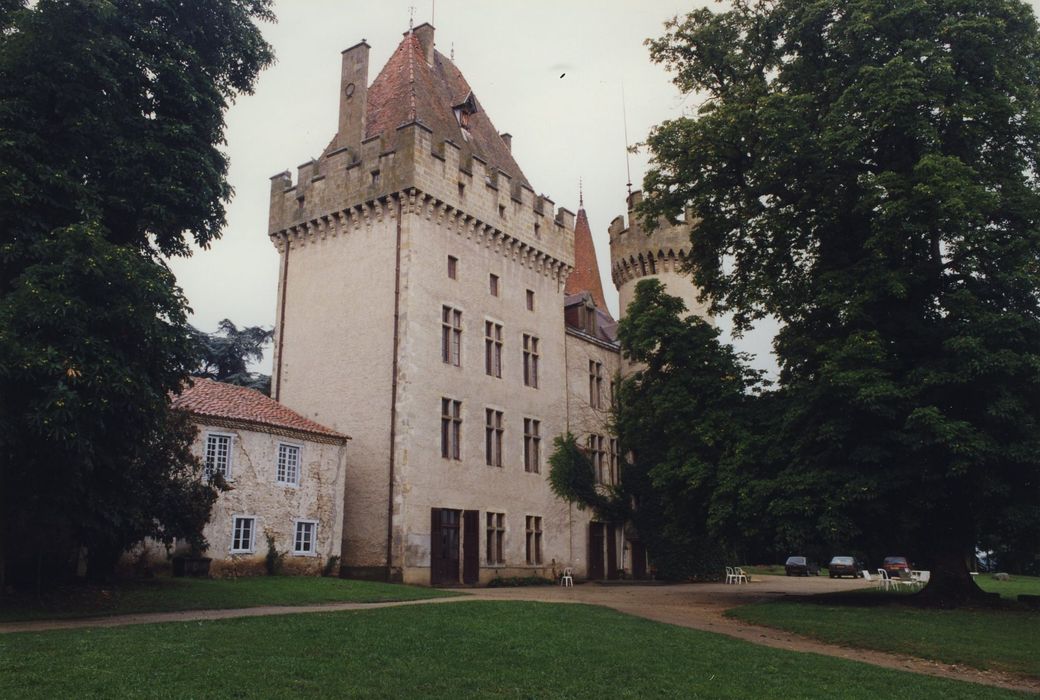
[
  {"left": 622, "top": 83, "right": 632, "bottom": 197},
  {"left": 450, "top": 42, "right": 455, "bottom": 61},
  {"left": 408, "top": 5, "right": 416, "bottom": 30},
  {"left": 579, "top": 178, "right": 584, "bottom": 208}
]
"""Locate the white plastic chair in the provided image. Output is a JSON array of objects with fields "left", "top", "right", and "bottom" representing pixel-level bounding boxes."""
[
  {"left": 734, "top": 567, "right": 749, "bottom": 584},
  {"left": 724, "top": 566, "right": 736, "bottom": 584},
  {"left": 560, "top": 567, "right": 574, "bottom": 587},
  {"left": 861, "top": 570, "right": 879, "bottom": 587},
  {"left": 876, "top": 568, "right": 892, "bottom": 591}
]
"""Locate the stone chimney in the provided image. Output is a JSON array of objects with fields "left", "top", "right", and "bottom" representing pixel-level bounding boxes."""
[
  {"left": 413, "top": 23, "right": 435, "bottom": 65},
  {"left": 500, "top": 133, "right": 512, "bottom": 151},
  {"left": 338, "top": 40, "right": 370, "bottom": 152}
]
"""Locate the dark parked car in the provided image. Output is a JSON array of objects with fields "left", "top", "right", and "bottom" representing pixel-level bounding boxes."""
[
  {"left": 828, "top": 556, "right": 863, "bottom": 578},
  {"left": 785, "top": 556, "right": 820, "bottom": 576},
  {"left": 882, "top": 556, "right": 912, "bottom": 579}
]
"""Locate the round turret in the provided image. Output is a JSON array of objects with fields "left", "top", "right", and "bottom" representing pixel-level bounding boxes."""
[{"left": 608, "top": 190, "right": 713, "bottom": 325}]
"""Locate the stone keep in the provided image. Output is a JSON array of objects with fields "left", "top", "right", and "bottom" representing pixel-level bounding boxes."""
[{"left": 267, "top": 25, "right": 614, "bottom": 584}]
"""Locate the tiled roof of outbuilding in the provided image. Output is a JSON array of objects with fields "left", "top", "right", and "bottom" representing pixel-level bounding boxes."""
[
  {"left": 362, "top": 30, "right": 530, "bottom": 188},
  {"left": 173, "top": 379, "right": 348, "bottom": 441}
]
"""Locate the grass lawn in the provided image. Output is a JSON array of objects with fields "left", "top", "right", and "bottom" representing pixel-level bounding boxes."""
[
  {"left": 0, "top": 601, "right": 1027, "bottom": 699},
  {"left": 727, "top": 589, "right": 1040, "bottom": 678},
  {"left": 976, "top": 573, "right": 1040, "bottom": 601},
  {"left": 0, "top": 576, "right": 455, "bottom": 623}
]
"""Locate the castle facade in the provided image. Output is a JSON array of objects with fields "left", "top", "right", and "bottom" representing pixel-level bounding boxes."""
[{"left": 267, "top": 24, "right": 702, "bottom": 585}]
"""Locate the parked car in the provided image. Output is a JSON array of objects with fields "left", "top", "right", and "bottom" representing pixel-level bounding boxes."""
[
  {"left": 882, "top": 556, "right": 912, "bottom": 579},
  {"left": 785, "top": 556, "right": 820, "bottom": 576},
  {"left": 828, "top": 556, "right": 862, "bottom": 578}
]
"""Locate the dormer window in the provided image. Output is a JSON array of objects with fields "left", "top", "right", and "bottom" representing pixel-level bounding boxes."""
[{"left": 453, "top": 92, "right": 478, "bottom": 138}]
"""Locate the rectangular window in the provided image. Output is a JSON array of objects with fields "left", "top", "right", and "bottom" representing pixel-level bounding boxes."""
[
  {"left": 441, "top": 398, "right": 462, "bottom": 460},
  {"left": 441, "top": 305, "right": 462, "bottom": 366},
  {"left": 524, "top": 418, "right": 541, "bottom": 473},
  {"left": 523, "top": 334, "right": 539, "bottom": 388},
  {"left": 484, "top": 321, "right": 503, "bottom": 378},
  {"left": 276, "top": 443, "right": 301, "bottom": 485},
  {"left": 526, "top": 289, "right": 535, "bottom": 311},
  {"left": 231, "top": 516, "right": 255, "bottom": 553},
  {"left": 589, "top": 360, "right": 604, "bottom": 409},
  {"left": 486, "top": 512, "right": 505, "bottom": 565},
  {"left": 447, "top": 255, "right": 458, "bottom": 279},
  {"left": 588, "top": 434, "right": 607, "bottom": 484},
  {"left": 489, "top": 273, "right": 499, "bottom": 297},
  {"left": 526, "top": 515, "right": 543, "bottom": 565},
  {"left": 205, "top": 433, "right": 232, "bottom": 479},
  {"left": 293, "top": 520, "right": 317, "bottom": 555},
  {"left": 485, "top": 408, "right": 504, "bottom": 467},
  {"left": 609, "top": 438, "right": 620, "bottom": 485}
]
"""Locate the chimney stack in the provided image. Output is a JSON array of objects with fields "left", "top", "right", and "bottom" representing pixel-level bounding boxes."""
[
  {"left": 338, "top": 40, "right": 370, "bottom": 152},
  {"left": 413, "top": 23, "right": 435, "bottom": 65},
  {"left": 500, "top": 133, "right": 512, "bottom": 151}
]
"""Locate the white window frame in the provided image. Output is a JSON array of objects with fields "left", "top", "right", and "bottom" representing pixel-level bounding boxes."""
[
  {"left": 204, "top": 431, "right": 234, "bottom": 481},
  {"left": 293, "top": 519, "right": 319, "bottom": 556},
  {"left": 276, "top": 441, "right": 302, "bottom": 486},
  {"left": 230, "top": 515, "right": 257, "bottom": 554}
]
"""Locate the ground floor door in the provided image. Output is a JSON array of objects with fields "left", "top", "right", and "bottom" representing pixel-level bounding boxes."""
[
  {"left": 589, "top": 523, "right": 605, "bottom": 580},
  {"left": 630, "top": 540, "right": 647, "bottom": 579},
  {"left": 606, "top": 523, "right": 618, "bottom": 580},
  {"left": 430, "top": 508, "right": 460, "bottom": 585},
  {"left": 462, "top": 509, "right": 479, "bottom": 584}
]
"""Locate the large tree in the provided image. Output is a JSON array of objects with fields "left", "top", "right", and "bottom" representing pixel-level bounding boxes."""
[
  {"left": 613, "top": 279, "right": 764, "bottom": 580},
  {"left": 0, "top": 0, "right": 274, "bottom": 585},
  {"left": 192, "top": 319, "right": 274, "bottom": 395},
  {"left": 641, "top": 0, "right": 1040, "bottom": 602}
]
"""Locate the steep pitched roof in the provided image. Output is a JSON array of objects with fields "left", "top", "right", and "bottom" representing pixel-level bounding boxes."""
[
  {"left": 565, "top": 206, "right": 612, "bottom": 317},
  {"left": 173, "top": 379, "right": 348, "bottom": 442},
  {"left": 363, "top": 30, "right": 529, "bottom": 188}
]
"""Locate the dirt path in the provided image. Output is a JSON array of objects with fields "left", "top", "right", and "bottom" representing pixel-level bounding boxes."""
[{"left": 1, "top": 576, "right": 1036, "bottom": 695}]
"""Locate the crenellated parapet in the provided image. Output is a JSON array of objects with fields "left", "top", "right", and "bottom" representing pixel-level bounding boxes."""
[
  {"left": 268, "top": 120, "right": 574, "bottom": 273},
  {"left": 608, "top": 190, "right": 712, "bottom": 325}
]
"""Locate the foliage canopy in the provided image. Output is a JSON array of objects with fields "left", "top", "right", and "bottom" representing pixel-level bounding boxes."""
[
  {"left": 0, "top": 0, "right": 274, "bottom": 584},
  {"left": 641, "top": 0, "right": 1040, "bottom": 600}
]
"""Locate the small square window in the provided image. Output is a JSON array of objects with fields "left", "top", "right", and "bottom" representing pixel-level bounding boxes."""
[
  {"left": 526, "top": 290, "right": 535, "bottom": 311},
  {"left": 447, "top": 255, "right": 458, "bottom": 280},
  {"left": 489, "top": 274, "right": 499, "bottom": 297},
  {"left": 458, "top": 182, "right": 465, "bottom": 199},
  {"left": 534, "top": 223, "right": 541, "bottom": 239},
  {"left": 294, "top": 521, "right": 317, "bottom": 556},
  {"left": 231, "top": 516, "right": 255, "bottom": 553},
  {"left": 499, "top": 204, "right": 506, "bottom": 218},
  {"left": 371, "top": 170, "right": 380, "bottom": 186}
]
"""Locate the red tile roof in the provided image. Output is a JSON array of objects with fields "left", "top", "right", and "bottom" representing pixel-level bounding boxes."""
[
  {"left": 565, "top": 206, "right": 612, "bottom": 317},
  {"left": 359, "top": 30, "right": 530, "bottom": 188},
  {"left": 173, "top": 379, "right": 347, "bottom": 441}
]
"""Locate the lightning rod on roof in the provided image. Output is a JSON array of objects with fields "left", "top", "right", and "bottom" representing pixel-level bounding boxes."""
[{"left": 622, "top": 83, "right": 632, "bottom": 197}]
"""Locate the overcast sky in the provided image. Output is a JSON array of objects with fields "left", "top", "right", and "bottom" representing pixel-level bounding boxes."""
[{"left": 170, "top": 0, "right": 1040, "bottom": 377}]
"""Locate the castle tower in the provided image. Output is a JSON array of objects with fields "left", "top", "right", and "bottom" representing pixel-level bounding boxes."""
[
  {"left": 267, "top": 25, "right": 587, "bottom": 584},
  {"left": 609, "top": 190, "right": 712, "bottom": 329}
]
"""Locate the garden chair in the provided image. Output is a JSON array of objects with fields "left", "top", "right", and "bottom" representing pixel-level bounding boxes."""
[
  {"left": 560, "top": 567, "right": 574, "bottom": 587},
  {"left": 876, "top": 568, "right": 892, "bottom": 591},
  {"left": 861, "top": 570, "right": 879, "bottom": 587},
  {"left": 725, "top": 566, "right": 736, "bottom": 584},
  {"left": 734, "top": 567, "right": 749, "bottom": 584}
]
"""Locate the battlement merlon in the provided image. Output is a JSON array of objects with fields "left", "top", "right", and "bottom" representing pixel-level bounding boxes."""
[{"left": 266, "top": 121, "right": 575, "bottom": 266}]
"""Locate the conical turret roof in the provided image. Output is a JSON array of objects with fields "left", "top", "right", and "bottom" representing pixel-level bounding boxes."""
[{"left": 565, "top": 204, "right": 611, "bottom": 317}]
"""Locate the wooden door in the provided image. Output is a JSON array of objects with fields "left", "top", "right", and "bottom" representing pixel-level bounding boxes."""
[
  {"left": 588, "top": 523, "right": 605, "bottom": 580},
  {"left": 631, "top": 540, "right": 647, "bottom": 579},
  {"left": 430, "top": 508, "right": 460, "bottom": 585},
  {"left": 462, "top": 510, "right": 479, "bottom": 584},
  {"left": 606, "top": 523, "right": 618, "bottom": 579}
]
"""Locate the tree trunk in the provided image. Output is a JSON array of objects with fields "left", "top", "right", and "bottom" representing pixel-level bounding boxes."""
[{"left": 916, "top": 545, "right": 991, "bottom": 608}]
